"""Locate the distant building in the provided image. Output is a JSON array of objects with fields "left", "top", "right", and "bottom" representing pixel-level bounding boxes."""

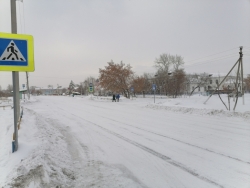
[
  {"left": 39, "top": 87, "right": 64, "bottom": 95},
  {"left": 187, "top": 73, "right": 238, "bottom": 95}
]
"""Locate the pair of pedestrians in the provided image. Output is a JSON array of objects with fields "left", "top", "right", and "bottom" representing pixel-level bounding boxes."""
[{"left": 112, "top": 94, "right": 120, "bottom": 102}]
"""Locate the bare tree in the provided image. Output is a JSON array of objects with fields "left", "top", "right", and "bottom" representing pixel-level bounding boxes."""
[
  {"left": 6, "top": 84, "right": 13, "bottom": 94},
  {"left": 154, "top": 53, "right": 185, "bottom": 96},
  {"left": 0, "top": 85, "right": 3, "bottom": 97},
  {"left": 167, "top": 69, "right": 186, "bottom": 98},
  {"left": 173, "top": 55, "right": 185, "bottom": 71},
  {"left": 155, "top": 53, "right": 185, "bottom": 71},
  {"left": 154, "top": 54, "right": 172, "bottom": 72}
]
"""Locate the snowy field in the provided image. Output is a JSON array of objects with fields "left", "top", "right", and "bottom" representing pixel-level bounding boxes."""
[{"left": 0, "top": 94, "right": 250, "bottom": 188}]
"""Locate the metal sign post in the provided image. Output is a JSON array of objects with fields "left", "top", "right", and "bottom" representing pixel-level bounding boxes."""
[
  {"left": 130, "top": 87, "right": 134, "bottom": 100},
  {"left": 11, "top": 0, "right": 19, "bottom": 151},
  {"left": 0, "top": 0, "right": 34, "bottom": 152},
  {"left": 152, "top": 84, "right": 156, "bottom": 103}
]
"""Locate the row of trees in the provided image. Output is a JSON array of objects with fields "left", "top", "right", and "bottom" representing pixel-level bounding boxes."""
[
  {"left": 4, "top": 53, "right": 249, "bottom": 98},
  {"left": 64, "top": 53, "right": 187, "bottom": 98},
  {"left": 0, "top": 84, "right": 13, "bottom": 97},
  {"left": 98, "top": 54, "right": 187, "bottom": 98},
  {"left": 97, "top": 54, "right": 250, "bottom": 98}
]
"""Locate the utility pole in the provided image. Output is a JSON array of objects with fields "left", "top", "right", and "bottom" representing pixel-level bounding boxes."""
[
  {"left": 240, "top": 47, "right": 244, "bottom": 105},
  {"left": 11, "top": 0, "right": 20, "bottom": 151},
  {"left": 204, "top": 47, "right": 244, "bottom": 110}
]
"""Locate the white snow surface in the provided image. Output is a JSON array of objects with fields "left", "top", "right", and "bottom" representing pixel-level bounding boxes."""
[{"left": 0, "top": 94, "right": 250, "bottom": 188}]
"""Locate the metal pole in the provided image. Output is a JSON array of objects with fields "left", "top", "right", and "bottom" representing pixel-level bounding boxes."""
[
  {"left": 204, "top": 58, "right": 239, "bottom": 104},
  {"left": 12, "top": 72, "right": 19, "bottom": 151},
  {"left": 81, "top": 83, "right": 82, "bottom": 95},
  {"left": 240, "top": 47, "right": 244, "bottom": 105},
  {"left": 154, "top": 89, "right": 155, "bottom": 103},
  {"left": 11, "top": 0, "right": 19, "bottom": 151},
  {"left": 233, "top": 59, "right": 241, "bottom": 111}
]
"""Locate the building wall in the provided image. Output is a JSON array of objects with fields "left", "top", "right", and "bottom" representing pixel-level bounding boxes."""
[
  {"left": 40, "top": 89, "right": 64, "bottom": 95},
  {"left": 188, "top": 75, "right": 237, "bottom": 95}
]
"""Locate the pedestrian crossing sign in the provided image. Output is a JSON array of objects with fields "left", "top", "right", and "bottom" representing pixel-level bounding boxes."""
[{"left": 0, "top": 32, "right": 34, "bottom": 72}]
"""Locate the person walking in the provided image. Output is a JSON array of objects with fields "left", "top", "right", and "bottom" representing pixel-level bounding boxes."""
[
  {"left": 116, "top": 93, "right": 120, "bottom": 102},
  {"left": 112, "top": 94, "right": 116, "bottom": 102}
]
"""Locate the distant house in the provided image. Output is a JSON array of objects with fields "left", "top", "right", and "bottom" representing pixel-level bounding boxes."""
[
  {"left": 187, "top": 73, "right": 238, "bottom": 95},
  {"left": 72, "top": 91, "right": 81, "bottom": 95},
  {"left": 39, "top": 87, "right": 64, "bottom": 95},
  {"left": 206, "top": 74, "right": 237, "bottom": 94}
]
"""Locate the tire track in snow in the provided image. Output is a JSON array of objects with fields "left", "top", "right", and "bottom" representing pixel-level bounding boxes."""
[
  {"left": 61, "top": 104, "right": 250, "bottom": 166},
  {"left": 94, "top": 114, "right": 250, "bottom": 165},
  {"left": 67, "top": 112, "right": 224, "bottom": 188}
]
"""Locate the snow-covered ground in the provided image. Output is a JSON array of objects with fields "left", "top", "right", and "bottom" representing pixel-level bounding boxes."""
[{"left": 0, "top": 94, "right": 250, "bottom": 188}]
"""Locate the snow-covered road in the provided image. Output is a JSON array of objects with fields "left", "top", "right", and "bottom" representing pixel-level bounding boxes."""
[{"left": 1, "top": 95, "right": 250, "bottom": 188}]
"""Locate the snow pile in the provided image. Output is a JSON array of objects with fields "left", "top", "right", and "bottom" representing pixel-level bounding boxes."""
[
  {"left": 1, "top": 100, "right": 146, "bottom": 188},
  {"left": 143, "top": 94, "right": 250, "bottom": 119},
  {"left": 2, "top": 109, "right": 76, "bottom": 188},
  {"left": 146, "top": 104, "right": 250, "bottom": 120}
]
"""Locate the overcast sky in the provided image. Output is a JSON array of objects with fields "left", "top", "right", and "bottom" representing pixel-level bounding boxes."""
[{"left": 0, "top": 0, "right": 250, "bottom": 89}]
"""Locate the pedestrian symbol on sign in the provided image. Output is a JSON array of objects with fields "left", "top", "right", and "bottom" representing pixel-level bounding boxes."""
[{"left": 0, "top": 40, "right": 26, "bottom": 61}]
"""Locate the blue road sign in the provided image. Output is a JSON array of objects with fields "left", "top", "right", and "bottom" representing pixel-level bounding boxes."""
[
  {"left": 0, "top": 32, "right": 34, "bottom": 72},
  {"left": 130, "top": 87, "right": 134, "bottom": 92},
  {"left": 152, "top": 84, "right": 156, "bottom": 91},
  {"left": 0, "top": 38, "right": 28, "bottom": 66}
]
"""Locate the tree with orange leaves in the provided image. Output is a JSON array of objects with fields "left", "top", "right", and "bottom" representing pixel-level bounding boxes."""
[
  {"left": 99, "top": 60, "right": 134, "bottom": 98},
  {"left": 131, "top": 76, "right": 149, "bottom": 97}
]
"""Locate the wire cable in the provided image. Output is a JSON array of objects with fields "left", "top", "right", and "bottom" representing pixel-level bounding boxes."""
[
  {"left": 185, "top": 47, "right": 238, "bottom": 64},
  {"left": 185, "top": 54, "right": 238, "bottom": 67}
]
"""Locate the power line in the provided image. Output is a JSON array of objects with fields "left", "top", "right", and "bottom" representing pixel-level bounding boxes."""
[
  {"left": 185, "top": 47, "right": 238, "bottom": 64},
  {"left": 185, "top": 54, "right": 238, "bottom": 67}
]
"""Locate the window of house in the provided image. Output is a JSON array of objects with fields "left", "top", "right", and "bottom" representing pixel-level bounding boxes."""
[
  {"left": 216, "top": 80, "right": 218, "bottom": 84},
  {"left": 210, "top": 80, "right": 212, "bottom": 84}
]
